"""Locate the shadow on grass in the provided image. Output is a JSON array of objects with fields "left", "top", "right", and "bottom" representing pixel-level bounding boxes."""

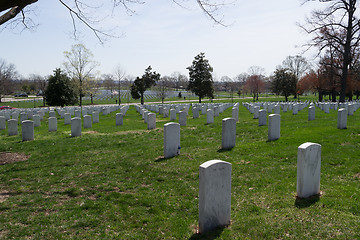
[
  {"left": 189, "top": 226, "right": 225, "bottom": 240},
  {"left": 217, "top": 148, "right": 233, "bottom": 153},
  {"left": 155, "top": 155, "right": 175, "bottom": 162},
  {"left": 295, "top": 194, "right": 320, "bottom": 209}
]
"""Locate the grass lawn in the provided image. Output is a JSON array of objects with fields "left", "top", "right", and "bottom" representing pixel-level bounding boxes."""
[{"left": 0, "top": 100, "right": 360, "bottom": 239}]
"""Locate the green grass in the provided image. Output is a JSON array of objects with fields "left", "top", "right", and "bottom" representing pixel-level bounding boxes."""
[{"left": 1, "top": 100, "right": 360, "bottom": 239}]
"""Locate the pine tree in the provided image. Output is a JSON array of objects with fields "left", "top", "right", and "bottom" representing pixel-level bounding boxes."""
[
  {"left": 187, "top": 53, "right": 214, "bottom": 103},
  {"left": 45, "top": 68, "right": 78, "bottom": 107},
  {"left": 130, "top": 66, "right": 160, "bottom": 104}
]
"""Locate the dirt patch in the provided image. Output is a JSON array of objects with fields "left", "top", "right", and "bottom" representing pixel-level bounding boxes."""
[
  {"left": 0, "top": 152, "right": 30, "bottom": 165},
  {"left": 354, "top": 173, "right": 360, "bottom": 179},
  {"left": 0, "top": 190, "right": 12, "bottom": 203}
]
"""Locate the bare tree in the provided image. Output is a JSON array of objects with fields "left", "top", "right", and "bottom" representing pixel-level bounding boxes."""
[
  {"left": 29, "top": 73, "right": 47, "bottom": 106},
  {"left": 114, "top": 65, "right": 126, "bottom": 105},
  {"left": 102, "top": 74, "right": 116, "bottom": 94},
  {"left": 245, "top": 66, "right": 266, "bottom": 101},
  {"left": 1, "top": 0, "right": 233, "bottom": 42},
  {"left": 282, "top": 55, "right": 311, "bottom": 99},
  {"left": 157, "top": 76, "right": 171, "bottom": 103},
  {"left": 301, "top": 0, "right": 360, "bottom": 102},
  {"left": 0, "top": 59, "right": 17, "bottom": 103},
  {"left": 234, "top": 72, "right": 248, "bottom": 98},
  {"left": 64, "top": 43, "right": 99, "bottom": 106}
]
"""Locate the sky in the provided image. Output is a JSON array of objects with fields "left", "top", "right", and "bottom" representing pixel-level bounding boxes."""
[{"left": 1, "top": 0, "right": 325, "bottom": 80}]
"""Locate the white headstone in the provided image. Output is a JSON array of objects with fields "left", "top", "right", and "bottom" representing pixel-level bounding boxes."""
[
  {"left": 199, "top": 160, "right": 231, "bottom": 233},
  {"left": 163, "top": 108, "right": 169, "bottom": 118},
  {"left": 231, "top": 107, "right": 239, "bottom": 122},
  {"left": 48, "top": 117, "right": 57, "bottom": 132},
  {"left": 179, "top": 111, "right": 187, "bottom": 126},
  {"left": 33, "top": 114, "right": 41, "bottom": 127},
  {"left": 0, "top": 116, "right": 5, "bottom": 130},
  {"left": 268, "top": 114, "right": 280, "bottom": 141},
  {"left": 22, "top": 120, "right": 34, "bottom": 141},
  {"left": 222, "top": 118, "right": 236, "bottom": 149},
  {"left": 308, "top": 106, "right": 315, "bottom": 121},
  {"left": 75, "top": 110, "right": 81, "bottom": 118},
  {"left": 258, "top": 109, "right": 267, "bottom": 126},
  {"left": 297, "top": 142, "right": 321, "bottom": 198},
  {"left": 170, "top": 109, "right": 176, "bottom": 121},
  {"left": 293, "top": 104, "right": 298, "bottom": 115},
  {"left": 8, "top": 119, "right": 18, "bottom": 136},
  {"left": 116, "top": 113, "right": 123, "bottom": 126},
  {"left": 164, "top": 122, "right": 180, "bottom": 158},
  {"left": 20, "top": 112, "right": 28, "bottom": 122},
  {"left": 253, "top": 106, "right": 260, "bottom": 119},
  {"left": 64, "top": 113, "right": 71, "bottom": 125},
  {"left": 193, "top": 107, "right": 200, "bottom": 119},
  {"left": 206, "top": 109, "right": 214, "bottom": 124},
  {"left": 337, "top": 108, "right": 347, "bottom": 129},
  {"left": 274, "top": 105, "right": 280, "bottom": 115},
  {"left": 71, "top": 117, "right": 82, "bottom": 137},
  {"left": 49, "top": 111, "right": 56, "bottom": 118},
  {"left": 83, "top": 115, "right": 92, "bottom": 128},
  {"left": 92, "top": 111, "right": 99, "bottom": 123},
  {"left": 148, "top": 113, "right": 156, "bottom": 130}
]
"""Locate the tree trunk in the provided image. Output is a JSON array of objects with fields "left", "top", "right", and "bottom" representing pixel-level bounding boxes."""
[
  {"left": 339, "top": 2, "right": 354, "bottom": 103},
  {"left": 331, "top": 89, "right": 337, "bottom": 102},
  {"left": 285, "top": 95, "right": 288, "bottom": 102},
  {"left": 318, "top": 90, "right": 323, "bottom": 102},
  {"left": 141, "top": 93, "right": 144, "bottom": 105},
  {"left": 91, "top": 94, "right": 93, "bottom": 105},
  {"left": 199, "top": 96, "right": 202, "bottom": 103}
]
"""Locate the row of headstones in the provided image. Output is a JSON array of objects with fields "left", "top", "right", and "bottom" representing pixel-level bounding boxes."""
[
  {"left": 142, "top": 102, "right": 235, "bottom": 126},
  {"left": 243, "top": 101, "right": 309, "bottom": 116},
  {"left": 244, "top": 101, "right": 355, "bottom": 131},
  {"left": 0, "top": 107, "right": 50, "bottom": 122},
  {"left": 316, "top": 101, "right": 360, "bottom": 115},
  {"left": 1, "top": 105, "right": 130, "bottom": 140},
  {"left": 199, "top": 142, "right": 321, "bottom": 233}
]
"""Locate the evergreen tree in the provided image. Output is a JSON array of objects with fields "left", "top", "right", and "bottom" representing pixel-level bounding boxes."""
[
  {"left": 271, "top": 68, "right": 297, "bottom": 102},
  {"left": 130, "top": 66, "right": 160, "bottom": 104},
  {"left": 187, "top": 52, "right": 214, "bottom": 103},
  {"left": 45, "top": 68, "right": 78, "bottom": 107}
]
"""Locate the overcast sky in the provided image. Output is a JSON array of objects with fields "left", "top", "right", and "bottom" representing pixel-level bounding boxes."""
[{"left": 1, "top": 0, "right": 324, "bottom": 80}]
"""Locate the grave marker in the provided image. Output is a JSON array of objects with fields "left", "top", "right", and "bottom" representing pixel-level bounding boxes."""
[
  {"left": 22, "top": 120, "right": 34, "bottom": 141},
  {"left": 199, "top": 160, "right": 231, "bottom": 233},
  {"left": 164, "top": 122, "right": 180, "bottom": 158},
  {"left": 268, "top": 114, "right": 280, "bottom": 141},
  {"left": 297, "top": 142, "right": 321, "bottom": 198},
  {"left": 222, "top": 118, "right": 236, "bottom": 149}
]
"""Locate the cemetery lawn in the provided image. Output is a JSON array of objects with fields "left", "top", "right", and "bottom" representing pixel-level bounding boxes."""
[{"left": 1, "top": 102, "right": 360, "bottom": 239}]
